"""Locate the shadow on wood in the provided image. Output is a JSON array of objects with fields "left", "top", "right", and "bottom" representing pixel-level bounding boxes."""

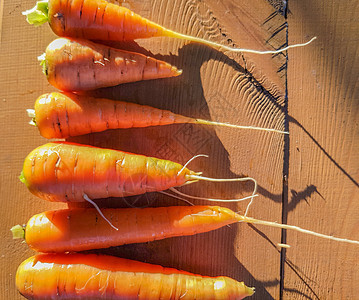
[
  {"left": 248, "top": 224, "right": 320, "bottom": 300},
  {"left": 67, "top": 40, "right": 287, "bottom": 299},
  {"left": 288, "top": 116, "right": 359, "bottom": 188}
]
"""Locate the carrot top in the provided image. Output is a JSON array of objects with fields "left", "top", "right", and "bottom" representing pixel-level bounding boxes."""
[
  {"left": 19, "top": 171, "right": 27, "bottom": 185},
  {"left": 22, "top": 0, "right": 49, "bottom": 26},
  {"left": 10, "top": 225, "right": 25, "bottom": 240},
  {"left": 37, "top": 53, "right": 47, "bottom": 75}
]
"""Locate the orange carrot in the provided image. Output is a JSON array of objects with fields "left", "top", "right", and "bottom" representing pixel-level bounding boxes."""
[
  {"left": 12, "top": 205, "right": 359, "bottom": 254},
  {"left": 20, "top": 142, "right": 257, "bottom": 203},
  {"left": 23, "top": 0, "right": 316, "bottom": 54},
  {"left": 12, "top": 206, "right": 241, "bottom": 252},
  {"left": 20, "top": 142, "right": 198, "bottom": 202},
  {"left": 27, "top": 92, "right": 288, "bottom": 139},
  {"left": 16, "top": 253, "right": 254, "bottom": 299},
  {"left": 25, "top": 0, "right": 170, "bottom": 41},
  {"left": 28, "top": 91, "right": 192, "bottom": 139},
  {"left": 39, "top": 38, "right": 181, "bottom": 91}
]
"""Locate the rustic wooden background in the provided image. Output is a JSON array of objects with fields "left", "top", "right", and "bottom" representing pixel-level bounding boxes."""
[{"left": 0, "top": 0, "right": 357, "bottom": 299}]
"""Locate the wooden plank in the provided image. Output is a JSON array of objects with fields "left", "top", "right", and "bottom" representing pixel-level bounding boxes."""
[
  {"left": 0, "top": 0, "right": 288, "bottom": 299},
  {"left": 285, "top": 0, "right": 359, "bottom": 298}
]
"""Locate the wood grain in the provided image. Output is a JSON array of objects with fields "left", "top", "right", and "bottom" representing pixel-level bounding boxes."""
[
  {"left": 285, "top": 0, "right": 359, "bottom": 299},
  {"left": 1, "top": 0, "right": 289, "bottom": 299}
]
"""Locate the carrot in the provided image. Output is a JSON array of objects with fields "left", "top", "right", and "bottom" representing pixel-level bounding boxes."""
[
  {"left": 16, "top": 253, "right": 254, "bottom": 299},
  {"left": 23, "top": 0, "right": 316, "bottom": 54},
  {"left": 27, "top": 91, "right": 289, "bottom": 139},
  {"left": 39, "top": 38, "right": 181, "bottom": 91},
  {"left": 20, "top": 141, "right": 195, "bottom": 202},
  {"left": 11, "top": 206, "right": 241, "bottom": 253},
  {"left": 20, "top": 142, "right": 257, "bottom": 203},
  {"left": 11, "top": 205, "right": 359, "bottom": 254}
]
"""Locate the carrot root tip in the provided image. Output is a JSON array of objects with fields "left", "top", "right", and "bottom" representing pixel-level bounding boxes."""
[
  {"left": 22, "top": 0, "right": 49, "bottom": 26},
  {"left": 11, "top": 225, "right": 25, "bottom": 240}
]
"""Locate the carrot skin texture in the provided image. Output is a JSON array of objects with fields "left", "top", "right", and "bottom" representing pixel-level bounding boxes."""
[
  {"left": 43, "top": 38, "right": 181, "bottom": 91},
  {"left": 16, "top": 253, "right": 254, "bottom": 299},
  {"left": 48, "top": 0, "right": 170, "bottom": 41},
  {"left": 21, "top": 142, "right": 197, "bottom": 202},
  {"left": 34, "top": 92, "right": 193, "bottom": 139},
  {"left": 25, "top": 206, "right": 240, "bottom": 252}
]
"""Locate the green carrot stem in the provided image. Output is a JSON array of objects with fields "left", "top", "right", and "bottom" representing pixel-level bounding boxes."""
[
  {"left": 11, "top": 225, "right": 25, "bottom": 240},
  {"left": 19, "top": 171, "right": 26, "bottom": 184},
  {"left": 37, "top": 53, "right": 47, "bottom": 75},
  {"left": 22, "top": 0, "right": 49, "bottom": 26}
]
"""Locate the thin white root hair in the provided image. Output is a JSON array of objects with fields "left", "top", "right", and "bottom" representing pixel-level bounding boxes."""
[
  {"left": 168, "top": 29, "right": 317, "bottom": 54},
  {"left": 178, "top": 154, "right": 209, "bottom": 176},
  {"left": 196, "top": 119, "right": 289, "bottom": 135},
  {"left": 159, "top": 191, "right": 194, "bottom": 206},
  {"left": 121, "top": 197, "right": 141, "bottom": 208},
  {"left": 120, "top": 196, "right": 153, "bottom": 209},
  {"left": 188, "top": 174, "right": 257, "bottom": 186},
  {"left": 242, "top": 216, "right": 359, "bottom": 245},
  {"left": 83, "top": 194, "right": 119, "bottom": 231},
  {"left": 169, "top": 187, "right": 258, "bottom": 203},
  {"left": 130, "top": 195, "right": 141, "bottom": 206},
  {"left": 184, "top": 175, "right": 258, "bottom": 211},
  {"left": 244, "top": 195, "right": 255, "bottom": 217}
]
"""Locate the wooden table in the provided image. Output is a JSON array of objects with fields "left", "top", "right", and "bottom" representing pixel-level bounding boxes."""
[{"left": 1, "top": 0, "right": 357, "bottom": 299}]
